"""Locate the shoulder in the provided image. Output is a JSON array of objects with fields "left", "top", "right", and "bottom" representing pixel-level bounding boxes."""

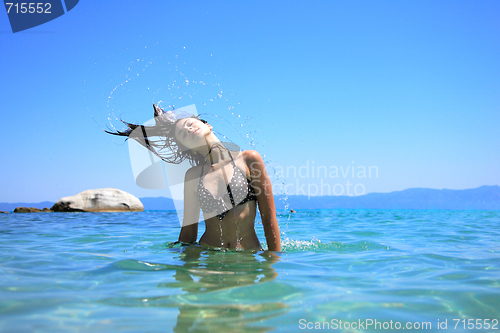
[
  {"left": 242, "top": 150, "right": 264, "bottom": 165},
  {"left": 242, "top": 150, "right": 268, "bottom": 179}
]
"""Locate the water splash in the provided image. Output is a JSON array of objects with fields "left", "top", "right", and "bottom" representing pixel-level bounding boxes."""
[
  {"left": 281, "top": 238, "right": 391, "bottom": 253},
  {"left": 83, "top": 47, "right": 226, "bottom": 135}
]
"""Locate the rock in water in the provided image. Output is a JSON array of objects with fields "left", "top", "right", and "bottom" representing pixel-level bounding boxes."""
[
  {"left": 14, "top": 207, "right": 31, "bottom": 213},
  {"left": 51, "top": 188, "right": 144, "bottom": 212},
  {"left": 13, "top": 207, "right": 51, "bottom": 213}
]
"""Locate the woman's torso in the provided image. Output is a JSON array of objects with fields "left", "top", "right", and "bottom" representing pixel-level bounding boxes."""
[{"left": 196, "top": 152, "right": 262, "bottom": 250}]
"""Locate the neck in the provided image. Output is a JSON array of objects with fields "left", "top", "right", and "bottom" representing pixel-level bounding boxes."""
[
  {"left": 193, "top": 132, "right": 226, "bottom": 165},
  {"left": 206, "top": 145, "right": 232, "bottom": 166}
]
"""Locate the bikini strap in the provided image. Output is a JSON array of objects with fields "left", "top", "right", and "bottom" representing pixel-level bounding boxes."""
[{"left": 228, "top": 150, "right": 238, "bottom": 168}]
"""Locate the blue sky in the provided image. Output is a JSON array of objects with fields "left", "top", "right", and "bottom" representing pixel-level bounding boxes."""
[{"left": 1, "top": 0, "right": 499, "bottom": 203}]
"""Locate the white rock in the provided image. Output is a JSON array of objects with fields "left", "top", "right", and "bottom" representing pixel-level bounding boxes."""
[{"left": 51, "top": 188, "right": 143, "bottom": 212}]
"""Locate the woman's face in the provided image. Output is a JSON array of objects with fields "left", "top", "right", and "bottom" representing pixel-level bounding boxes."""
[{"left": 174, "top": 117, "right": 211, "bottom": 150}]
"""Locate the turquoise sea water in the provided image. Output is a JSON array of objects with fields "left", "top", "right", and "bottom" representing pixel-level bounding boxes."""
[{"left": 0, "top": 209, "right": 499, "bottom": 332}]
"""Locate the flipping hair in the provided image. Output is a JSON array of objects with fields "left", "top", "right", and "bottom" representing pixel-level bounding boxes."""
[{"left": 105, "top": 104, "right": 206, "bottom": 166}]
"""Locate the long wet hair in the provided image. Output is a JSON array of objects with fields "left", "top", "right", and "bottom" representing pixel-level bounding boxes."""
[{"left": 105, "top": 104, "right": 207, "bottom": 166}]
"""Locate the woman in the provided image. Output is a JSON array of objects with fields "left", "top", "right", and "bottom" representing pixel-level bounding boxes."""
[{"left": 107, "top": 104, "right": 281, "bottom": 251}]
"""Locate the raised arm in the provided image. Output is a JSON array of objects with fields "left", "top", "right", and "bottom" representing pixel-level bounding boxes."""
[
  {"left": 245, "top": 150, "right": 281, "bottom": 252},
  {"left": 178, "top": 167, "right": 201, "bottom": 243}
]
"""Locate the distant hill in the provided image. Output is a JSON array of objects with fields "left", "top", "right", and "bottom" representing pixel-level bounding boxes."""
[
  {"left": 274, "top": 185, "right": 500, "bottom": 210},
  {"left": 139, "top": 197, "right": 178, "bottom": 210},
  {"left": 1, "top": 186, "right": 499, "bottom": 212},
  {"left": 0, "top": 201, "right": 55, "bottom": 212}
]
